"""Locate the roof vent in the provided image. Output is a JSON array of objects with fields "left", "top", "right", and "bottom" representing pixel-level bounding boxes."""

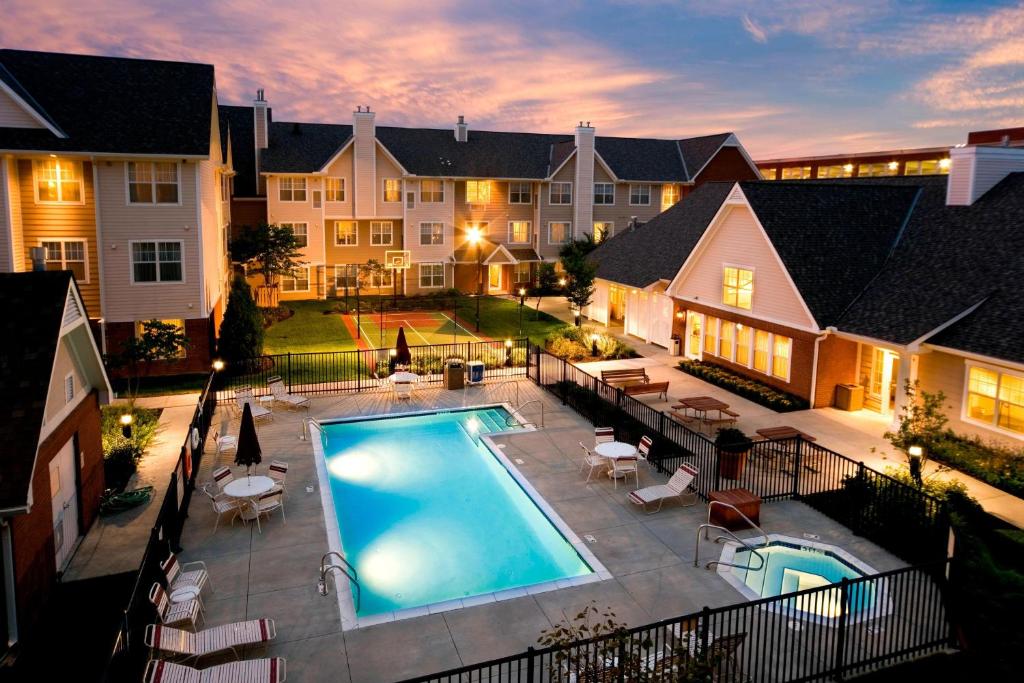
[
  {"left": 256, "top": 88, "right": 265, "bottom": 102},
  {"left": 30, "top": 247, "right": 46, "bottom": 272},
  {"left": 455, "top": 115, "right": 468, "bottom": 142}
]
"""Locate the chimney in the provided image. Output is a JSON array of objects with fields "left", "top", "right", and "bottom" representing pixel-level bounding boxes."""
[
  {"left": 253, "top": 89, "right": 269, "bottom": 195},
  {"left": 353, "top": 106, "right": 377, "bottom": 217},
  {"left": 946, "top": 145, "right": 1024, "bottom": 206},
  {"left": 29, "top": 246, "right": 46, "bottom": 272},
  {"left": 454, "top": 115, "right": 468, "bottom": 142},
  {"left": 574, "top": 121, "right": 595, "bottom": 239}
]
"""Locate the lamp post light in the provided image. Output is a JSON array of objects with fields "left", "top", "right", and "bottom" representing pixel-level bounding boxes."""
[
  {"left": 518, "top": 287, "right": 526, "bottom": 337},
  {"left": 504, "top": 338, "right": 513, "bottom": 367},
  {"left": 120, "top": 412, "right": 134, "bottom": 439},
  {"left": 212, "top": 359, "right": 225, "bottom": 372},
  {"left": 590, "top": 333, "right": 600, "bottom": 358},
  {"left": 467, "top": 227, "right": 484, "bottom": 332}
]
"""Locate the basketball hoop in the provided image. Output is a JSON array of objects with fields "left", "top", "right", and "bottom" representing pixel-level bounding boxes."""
[{"left": 384, "top": 250, "right": 412, "bottom": 270}]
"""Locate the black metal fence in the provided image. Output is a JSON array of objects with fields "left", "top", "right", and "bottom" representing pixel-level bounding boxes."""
[
  {"left": 101, "top": 371, "right": 218, "bottom": 681},
  {"left": 213, "top": 338, "right": 529, "bottom": 401},
  {"left": 400, "top": 560, "right": 956, "bottom": 683},
  {"left": 527, "top": 345, "right": 950, "bottom": 566}
]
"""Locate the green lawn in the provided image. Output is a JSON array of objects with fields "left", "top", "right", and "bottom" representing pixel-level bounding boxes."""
[
  {"left": 263, "top": 300, "right": 355, "bottom": 354},
  {"left": 111, "top": 373, "right": 210, "bottom": 397},
  {"left": 455, "top": 296, "right": 567, "bottom": 347}
]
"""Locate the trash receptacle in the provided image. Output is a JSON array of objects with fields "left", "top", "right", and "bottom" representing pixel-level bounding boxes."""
[
  {"left": 467, "top": 360, "right": 485, "bottom": 385},
  {"left": 669, "top": 335, "right": 682, "bottom": 357},
  {"left": 835, "top": 384, "right": 864, "bottom": 411},
  {"left": 444, "top": 358, "right": 465, "bottom": 390}
]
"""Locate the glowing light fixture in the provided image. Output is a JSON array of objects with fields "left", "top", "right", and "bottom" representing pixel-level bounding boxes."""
[
  {"left": 212, "top": 359, "right": 225, "bottom": 371},
  {"left": 119, "top": 413, "right": 134, "bottom": 426},
  {"left": 558, "top": 278, "right": 567, "bottom": 287},
  {"left": 466, "top": 226, "right": 482, "bottom": 243},
  {"left": 908, "top": 445, "right": 923, "bottom": 458},
  {"left": 843, "top": 163, "right": 853, "bottom": 173},
  {"left": 939, "top": 158, "right": 951, "bottom": 170},
  {"left": 505, "top": 338, "right": 513, "bottom": 347},
  {"left": 888, "top": 161, "right": 899, "bottom": 171},
  {"left": 518, "top": 288, "right": 526, "bottom": 297}
]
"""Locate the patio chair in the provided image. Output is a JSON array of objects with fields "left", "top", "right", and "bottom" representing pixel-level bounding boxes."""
[
  {"left": 579, "top": 441, "right": 605, "bottom": 483},
  {"left": 210, "top": 429, "right": 237, "bottom": 460},
  {"left": 200, "top": 485, "right": 239, "bottom": 533},
  {"left": 607, "top": 455, "right": 639, "bottom": 490},
  {"left": 145, "top": 657, "right": 286, "bottom": 683},
  {"left": 211, "top": 466, "right": 234, "bottom": 493},
  {"left": 268, "top": 375, "right": 310, "bottom": 410},
  {"left": 595, "top": 427, "right": 615, "bottom": 446},
  {"left": 267, "top": 460, "right": 288, "bottom": 495},
  {"left": 161, "top": 552, "right": 213, "bottom": 604},
  {"left": 393, "top": 380, "right": 414, "bottom": 400},
  {"left": 628, "top": 464, "right": 699, "bottom": 514},
  {"left": 234, "top": 387, "right": 273, "bottom": 424},
  {"left": 637, "top": 435, "right": 655, "bottom": 469},
  {"left": 149, "top": 583, "right": 203, "bottom": 631},
  {"left": 252, "top": 491, "right": 284, "bottom": 533},
  {"left": 144, "top": 619, "right": 276, "bottom": 664}
]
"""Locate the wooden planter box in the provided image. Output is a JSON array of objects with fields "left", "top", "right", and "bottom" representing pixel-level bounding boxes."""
[{"left": 717, "top": 447, "right": 749, "bottom": 480}]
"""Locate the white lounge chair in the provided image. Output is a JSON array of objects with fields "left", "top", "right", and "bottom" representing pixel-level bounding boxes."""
[
  {"left": 637, "top": 435, "right": 654, "bottom": 469},
  {"left": 267, "top": 376, "right": 310, "bottom": 410},
  {"left": 145, "top": 657, "right": 286, "bottom": 683},
  {"left": 628, "top": 464, "right": 699, "bottom": 513},
  {"left": 144, "top": 619, "right": 276, "bottom": 664},
  {"left": 200, "top": 485, "right": 238, "bottom": 533},
  {"left": 161, "top": 552, "right": 212, "bottom": 604},
  {"left": 149, "top": 583, "right": 203, "bottom": 630},
  {"left": 211, "top": 466, "right": 234, "bottom": 494},
  {"left": 234, "top": 387, "right": 273, "bottom": 424},
  {"left": 579, "top": 441, "right": 604, "bottom": 483}
]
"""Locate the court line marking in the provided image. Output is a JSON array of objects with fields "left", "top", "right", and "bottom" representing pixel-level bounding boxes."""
[
  {"left": 439, "top": 312, "right": 480, "bottom": 341},
  {"left": 402, "top": 319, "right": 432, "bottom": 345},
  {"left": 358, "top": 322, "right": 377, "bottom": 349}
]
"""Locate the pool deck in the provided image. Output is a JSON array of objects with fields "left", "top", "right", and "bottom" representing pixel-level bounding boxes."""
[{"left": 179, "top": 379, "right": 905, "bottom": 682}]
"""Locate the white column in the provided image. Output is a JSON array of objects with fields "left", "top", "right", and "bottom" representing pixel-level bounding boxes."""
[{"left": 891, "top": 352, "right": 919, "bottom": 427}]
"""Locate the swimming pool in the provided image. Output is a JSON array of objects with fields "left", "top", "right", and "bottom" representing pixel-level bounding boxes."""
[
  {"left": 718, "top": 535, "right": 890, "bottom": 625},
  {"left": 313, "top": 405, "right": 604, "bottom": 627}
]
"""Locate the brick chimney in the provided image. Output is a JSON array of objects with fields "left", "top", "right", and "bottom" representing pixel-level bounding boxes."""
[
  {"left": 253, "top": 89, "right": 269, "bottom": 195},
  {"left": 574, "top": 122, "right": 595, "bottom": 239},
  {"left": 353, "top": 105, "right": 377, "bottom": 217},
  {"left": 946, "top": 145, "right": 1024, "bottom": 206},
  {"left": 455, "top": 115, "right": 468, "bottom": 142}
]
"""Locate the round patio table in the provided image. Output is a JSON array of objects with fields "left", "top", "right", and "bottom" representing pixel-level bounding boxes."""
[
  {"left": 389, "top": 372, "right": 419, "bottom": 384},
  {"left": 223, "top": 475, "right": 274, "bottom": 522},
  {"left": 595, "top": 441, "right": 638, "bottom": 478}
]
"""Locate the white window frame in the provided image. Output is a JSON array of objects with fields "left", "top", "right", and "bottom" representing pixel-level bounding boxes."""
[
  {"left": 770, "top": 334, "right": 792, "bottom": 382},
  {"left": 593, "top": 182, "right": 614, "bottom": 205},
  {"left": 508, "top": 182, "right": 532, "bottom": 205},
  {"left": 281, "top": 266, "right": 311, "bottom": 293},
  {"left": 382, "top": 178, "right": 401, "bottom": 203},
  {"left": 419, "top": 222, "right": 445, "bottom": 246},
  {"left": 592, "top": 222, "right": 614, "bottom": 243},
  {"left": 280, "top": 222, "right": 308, "bottom": 248},
  {"left": 126, "top": 161, "right": 181, "bottom": 206},
  {"left": 547, "top": 221, "right": 571, "bottom": 245},
  {"left": 325, "top": 177, "right": 346, "bottom": 202},
  {"left": 465, "top": 180, "right": 492, "bottom": 204},
  {"left": 40, "top": 238, "right": 89, "bottom": 283},
  {"left": 277, "top": 176, "right": 308, "bottom": 203},
  {"left": 962, "top": 362, "right": 1024, "bottom": 440},
  {"left": 332, "top": 220, "right": 359, "bottom": 247},
  {"left": 311, "top": 189, "right": 322, "bottom": 209},
  {"left": 33, "top": 159, "right": 85, "bottom": 205},
  {"left": 419, "top": 263, "right": 445, "bottom": 289},
  {"left": 129, "top": 240, "right": 185, "bottom": 285},
  {"left": 513, "top": 262, "right": 532, "bottom": 283},
  {"left": 334, "top": 264, "right": 359, "bottom": 289},
  {"left": 508, "top": 220, "right": 531, "bottom": 244},
  {"left": 420, "top": 179, "right": 445, "bottom": 203},
  {"left": 722, "top": 263, "right": 755, "bottom": 310},
  {"left": 629, "top": 184, "right": 651, "bottom": 206},
  {"left": 549, "top": 182, "right": 572, "bottom": 205},
  {"left": 370, "top": 221, "right": 394, "bottom": 246},
  {"left": 406, "top": 189, "right": 416, "bottom": 210}
]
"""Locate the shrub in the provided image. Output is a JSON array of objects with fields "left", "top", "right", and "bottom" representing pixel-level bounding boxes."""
[
  {"left": 676, "top": 360, "right": 808, "bottom": 412},
  {"left": 219, "top": 276, "right": 265, "bottom": 363},
  {"left": 715, "top": 427, "right": 754, "bottom": 452},
  {"left": 101, "top": 406, "right": 160, "bottom": 492},
  {"left": 548, "top": 336, "right": 589, "bottom": 361},
  {"left": 925, "top": 432, "right": 1024, "bottom": 498},
  {"left": 545, "top": 326, "right": 637, "bottom": 361}
]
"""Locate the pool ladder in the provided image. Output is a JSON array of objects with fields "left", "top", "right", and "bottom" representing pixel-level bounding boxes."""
[
  {"left": 506, "top": 400, "right": 544, "bottom": 428},
  {"left": 695, "top": 501, "right": 769, "bottom": 572},
  {"left": 302, "top": 417, "right": 326, "bottom": 442},
  {"left": 318, "top": 552, "right": 360, "bottom": 612}
]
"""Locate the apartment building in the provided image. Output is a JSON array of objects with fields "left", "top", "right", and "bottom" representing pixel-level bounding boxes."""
[
  {"left": 0, "top": 50, "right": 233, "bottom": 373},
  {"left": 225, "top": 95, "right": 760, "bottom": 300}
]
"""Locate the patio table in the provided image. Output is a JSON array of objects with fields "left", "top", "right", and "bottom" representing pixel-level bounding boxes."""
[
  {"left": 672, "top": 396, "right": 731, "bottom": 433},
  {"left": 389, "top": 371, "right": 419, "bottom": 384},
  {"left": 594, "top": 441, "right": 638, "bottom": 479},
  {"left": 223, "top": 475, "right": 274, "bottom": 523},
  {"left": 755, "top": 426, "right": 818, "bottom": 473}
]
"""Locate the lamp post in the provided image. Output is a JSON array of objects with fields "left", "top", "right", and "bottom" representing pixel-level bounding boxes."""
[
  {"left": 467, "top": 227, "right": 484, "bottom": 332},
  {"left": 504, "top": 338, "right": 513, "bottom": 367},
  {"left": 590, "top": 333, "right": 600, "bottom": 358},
  {"left": 120, "top": 412, "right": 134, "bottom": 440},
  {"left": 518, "top": 287, "right": 526, "bottom": 337},
  {"left": 212, "top": 359, "right": 225, "bottom": 372}
]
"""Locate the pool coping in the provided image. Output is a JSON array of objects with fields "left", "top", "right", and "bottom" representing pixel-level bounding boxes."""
[
  {"left": 310, "top": 402, "right": 610, "bottom": 630},
  {"left": 716, "top": 534, "right": 893, "bottom": 627}
]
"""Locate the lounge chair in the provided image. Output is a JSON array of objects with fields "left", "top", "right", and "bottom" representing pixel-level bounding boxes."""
[
  {"left": 267, "top": 460, "right": 288, "bottom": 495},
  {"left": 595, "top": 427, "right": 615, "bottom": 446},
  {"left": 210, "top": 430, "right": 237, "bottom": 460},
  {"left": 628, "top": 464, "right": 699, "bottom": 513},
  {"left": 234, "top": 387, "right": 273, "bottom": 424},
  {"left": 267, "top": 376, "right": 310, "bottom": 410},
  {"left": 144, "top": 619, "right": 276, "bottom": 664},
  {"left": 149, "top": 583, "right": 203, "bottom": 630},
  {"left": 145, "top": 657, "right": 286, "bottom": 683},
  {"left": 161, "top": 552, "right": 212, "bottom": 604},
  {"left": 200, "top": 485, "right": 239, "bottom": 533},
  {"left": 579, "top": 441, "right": 604, "bottom": 482}
]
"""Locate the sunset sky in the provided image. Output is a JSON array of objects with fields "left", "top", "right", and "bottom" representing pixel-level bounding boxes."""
[{"left": 3, "top": 0, "right": 1021, "bottom": 157}]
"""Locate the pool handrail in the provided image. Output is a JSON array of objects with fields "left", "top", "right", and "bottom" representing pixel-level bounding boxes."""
[
  {"left": 695, "top": 501, "right": 769, "bottom": 572},
  {"left": 319, "top": 551, "right": 360, "bottom": 612},
  {"left": 506, "top": 400, "right": 544, "bottom": 428}
]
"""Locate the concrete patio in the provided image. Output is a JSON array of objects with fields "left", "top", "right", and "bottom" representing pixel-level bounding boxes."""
[{"left": 178, "top": 378, "right": 905, "bottom": 682}]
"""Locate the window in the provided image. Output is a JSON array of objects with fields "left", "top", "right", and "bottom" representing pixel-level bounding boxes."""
[
  {"left": 549, "top": 182, "right": 572, "bottom": 205},
  {"left": 817, "top": 164, "right": 853, "bottom": 178},
  {"left": 42, "top": 240, "right": 87, "bottom": 281},
  {"left": 406, "top": 191, "right": 415, "bottom": 209},
  {"left": 382, "top": 178, "right": 401, "bottom": 203},
  {"left": 134, "top": 319, "right": 186, "bottom": 358},
  {"left": 735, "top": 325, "right": 751, "bottom": 366},
  {"left": 420, "top": 179, "right": 444, "bottom": 203},
  {"left": 703, "top": 316, "right": 718, "bottom": 355},
  {"left": 333, "top": 221, "right": 358, "bottom": 246},
  {"left": 419, "top": 263, "right": 445, "bottom": 288},
  {"left": 722, "top": 266, "right": 754, "bottom": 310},
  {"left": 278, "top": 176, "right": 307, "bottom": 202},
  {"left": 661, "top": 184, "right": 680, "bottom": 210},
  {"left": 311, "top": 190, "right": 322, "bottom": 209},
  {"left": 369, "top": 267, "right": 394, "bottom": 289},
  {"left": 64, "top": 374, "right": 75, "bottom": 404},
  {"left": 509, "top": 182, "right": 531, "bottom": 204},
  {"left": 370, "top": 221, "right": 393, "bottom": 246},
  {"left": 34, "top": 159, "right": 83, "bottom": 203},
  {"left": 509, "top": 221, "right": 531, "bottom": 244},
  {"left": 325, "top": 177, "right": 346, "bottom": 202},
  {"left": 594, "top": 183, "right": 614, "bottom": 205},
  {"left": 420, "top": 222, "right": 444, "bottom": 246},
  {"left": 753, "top": 330, "right": 770, "bottom": 373},
  {"left": 131, "top": 241, "right": 183, "bottom": 283},
  {"left": 719, "top": 321, "right": 735, "bottom": 360},
  {"left": 772, "top": 335, "right": 792, "bottom": 380},
  {"left": 548, "top": 222, "right": 571, "bottom": 244},
  {"left": 904, "top": 160, "right": 942, "bottom": 176},
  {"left": 128, "top": 162, "right": 179, "bottom": 204},
  {"left": 593, "top": 222, "right": 613, "bottom": 243},
  {"left": 280, "top": 222, "right": 308, "bottom": 248},
  {"left": 334, "top": 264, "right": 358, "bottom": 289},
  {"left": 629, "top": 184, "right": 651, "bottom": 206},
  {"left": 858, "top": 162, "right": 898, "bottom": 177},
  {"left": 281, "top": 266, "right": 310, "bottom": 292},
  {"left": 780, "top": 166, "right": 812, "bottom": 180},
  {"left": 465, "top": 180, "right": 491, "bottom": 203},
  {"left": 513, "top": 262, "right": 531, "bottom": 283},
  {"left": 760, "top": 168, "right": 777, "bottom": 180},
  {"left": 967, "top": 365, "right": 1024, "bottom": 435}
]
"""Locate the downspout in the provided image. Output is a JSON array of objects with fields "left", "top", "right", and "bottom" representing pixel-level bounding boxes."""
[
  {"left": 1, "top": 519, "right": 18, "bottom": 649},
  {"left": 808, "top": 327, "right": 833, "bottom": 409}
]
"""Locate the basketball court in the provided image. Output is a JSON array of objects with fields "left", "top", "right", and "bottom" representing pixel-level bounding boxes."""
[{"left": 340, "top": 310, "right": 486, "bottom": 349}]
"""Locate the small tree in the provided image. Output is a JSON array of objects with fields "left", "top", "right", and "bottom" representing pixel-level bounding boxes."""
[
  {"left": 109, "top": 320, "right": 189, "bottom": 406},
  {"left": 560, "top": 237, "right": 598, "bottom": 325},
  {"left": 230, "top": 222, "right": 305, "bottom": 305},
  {"left": 885, "top": 380, "right": 950, "bottom": 486},
  {"left": 531, "top": 261, "right": 559, "bottom": 320},
  {"left": 218, "top": 276, "right": 264, "bottom": 365}
]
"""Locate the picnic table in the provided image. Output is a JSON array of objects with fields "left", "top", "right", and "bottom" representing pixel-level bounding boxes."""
[
  {"left": 672, "top": 396, "right": 737, "bottom": 433},
  {"left": 755, "top": 426, "right": 819, "bottom": 473}
]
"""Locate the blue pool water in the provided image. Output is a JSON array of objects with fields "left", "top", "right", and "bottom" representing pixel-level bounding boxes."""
[{"left": 321, "top": 407, "right": 593, "bottom": 617}]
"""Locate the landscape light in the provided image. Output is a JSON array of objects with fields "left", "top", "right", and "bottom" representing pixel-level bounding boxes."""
[
  {"left": 120, "top": 413, "right": 133, "bottom": 439},
  {"left": 518, "top": 288, "right": 526, "bottom": 297},
  {"left": 212, "top": 359, "right": 225, "bottom": 371},
  {"left": 908, "top": 445, "right": 923, "bottom": 458},
  {"left": 558, "top": 278, "right": 567, "bottom": 287}
]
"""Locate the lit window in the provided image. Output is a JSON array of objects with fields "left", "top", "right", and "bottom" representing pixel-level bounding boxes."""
[
  {"left": 772, "top": 335, "right": 792, "bottom": 380},
  {"left": 513, "top": 262, "right": 531, "bottom": 283},
  {"left": 280, "top": 222, "right": 308, "bottom": 248},
  {"left": 419, "top": 263, "right": 445, "bottom": 288},
  {"left": 661, "top": 184, "right": 680, "bottom": 210},
  {"left": 548, "top": 222, "right": 571, "bottom": 244},
  {"left": 131, "top": 241, "right": 182, "bottom": 283},
  {"left": 420, "top": 222, "right": 444, "bottom": 246},
  {"left": 703, "top": 316, "right": 718, "bottom": 355},
  {"left": 780, "top": 166, "right": 812, "bottom": 180},
  {"left": 420, "top": 180, "right": 444, "bottom": 203},
  {"left": 465, "top": 180, "right": 491, "bottom": 203},
  {"left": 753, "top": 330, "right": 770, "bottom": 373},
  {"left": 42, "top": 240, "right": 87, "bottom": 281},
  {"left": 281, "top": 266, "right": 310, "bottom": 292},
  {"left": 334, "top": 221, "right": 358, "bottom": 246},
  {"left": 34, "top": 159, "right": 83, "bottom": 203},
  {"left": 128, "top": 162, "right": 179, "bottom": 204},
  {"left": 735, "top": 326, "right": 751, "bottom": 366},
  {"left": 904, "top": 160, "right": 942, "bottom": 176},
  {"left": 278, "top": 176, "right": 307, "bottom": 202},
  {"left": 593, "top": 222, "right": 613, "bottom": 243},
  {"left": 370, "top": 221, "right": 393, "bottom": 246},
  {"left": 594, "top": 183, "right": 614, "bottom": 205},
  {"left": 509, "top": 221, "right": 531, "bottom": 244},
  {"left": 723, "top": 267, "right": 753, "bottom": 310},
  {"left": 549, "top": 182, "right": 572, "bottom": 205},
  {"left": 134, "top": 319, "right": 186, "bottom": 357},
  {"left": 858, "top": 163, "right": 897, "bottom": 177},
  {"left": 509, "top": 182, "right": 532, "bottom": 204},
  {"left": 967, "top": 366, "right": 1024, "bottom": 435},
  {"left": 760, "top": 168, "right": 777, "bottom": 180},
  {"left": 383, "top": 178, "right": 401, "bottom": 203},
  {"left": 325, "top": 177, "right": 346, "bottom": 202},
  {"left": 629, "top": 184, "right": 651, "bottom": 206},
  {"left": 817, "top": 165, "right": 853, "bottom": 178},
  {"left": 719, "top": 321, "right": 735, "bottom": 360},
  {"left": 999, "top": 374, "right": 1024, "bottom": 433}
]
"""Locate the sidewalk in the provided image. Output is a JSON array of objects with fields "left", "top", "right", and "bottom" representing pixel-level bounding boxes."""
[{"left": 62, "top": 393, "right": 200, "bottom": 580}]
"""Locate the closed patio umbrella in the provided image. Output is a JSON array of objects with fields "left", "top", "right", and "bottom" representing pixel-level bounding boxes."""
[
  {"left": 395, "top": 326, "right": 412, "bottom": 367},
  {"left": 234, "top": 402, "right": 263, "bottom": 477}
]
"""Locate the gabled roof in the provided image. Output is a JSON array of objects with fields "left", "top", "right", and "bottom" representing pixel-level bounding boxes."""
[
  {"left": 220, "top": 105, "right": 264, "bottom": 197},
  {"left": 678, "top": 133, "right": 735, "bottom": 178},
  {"left": 261, "top": 121, "right": 353, "bottom": 173},
  {"left": 594, "top": 136, "right": 688, "bottom": 181},
  {"left": 376, "top": 127, "right": 562, "bottom": 178},
  {"left": 0, "top": 49, "right": 215, "bottom": 156}
]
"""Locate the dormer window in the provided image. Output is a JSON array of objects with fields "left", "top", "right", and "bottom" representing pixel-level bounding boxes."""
[
  {"left": 722, "top": 266, "right": 753, "bottom": 310},
  {"left": 34, "top": 159, "right": 83, "bottom": 204}
]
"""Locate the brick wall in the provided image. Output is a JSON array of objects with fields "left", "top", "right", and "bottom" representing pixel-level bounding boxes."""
[
  {"left": 693, "top": 147, "right": 761, "bottom": 184},
  {"left": 105, "top": 315, "right": 214, "bottom": 376},
  {"left": 813, "top": 335, "right": 859, "bottom": 408}
]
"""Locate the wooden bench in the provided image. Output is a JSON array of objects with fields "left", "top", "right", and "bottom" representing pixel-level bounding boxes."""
[
  {"left": 623, "top": 381, "right": 669, "bottom": 400},
  {"left": 601, "top": 368, "right": 650, "bottom": 388},
  {"left": 702, "top": 408, "right": 739, "bottom": 431},
  {"left": 665, "top": 409, "right": 697, "bottom": 426}
]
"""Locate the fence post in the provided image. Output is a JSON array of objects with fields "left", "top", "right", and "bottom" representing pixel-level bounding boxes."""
[
  {"left": 792, "top": 436, "right": 803, "bottom": 499},
  {"left": 713, "top": 446, "right": 721, "bottom": 493},
  {"left": 526, "top": 646, "right": 535, "bottom": 683},
  {"left": 167, "top": 471, "right": 182, "bottom": 553},
  {"left": 560, "top": 357, "right": 567, "bottom": 404},
  {"left": 617, "top": 638, "right": 627, "bottom": 683},
  {"left": 615, "top": 387, "right": 623, "bottom": 409},
  {"left": 834, "top": 578, "right": 850, "bottom": 680},
  {"left": 699, "top": 606, "right": 710, "bottom": 657},
  {"left": 287, "top": 352, "right": 292, "bottom": 389}
]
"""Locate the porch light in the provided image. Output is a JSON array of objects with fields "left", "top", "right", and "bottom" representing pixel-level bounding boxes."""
[
  {"left": 675, "top": 311, "right": 684, "bottom": 319},
  {"left": 939, "top": 158, "right": 951, "bottom": 170},
  {"left": 843, "top": 163, "right": 853, "bottom": 173},
  {"left": 888, "top": 161, "right": 899, "bottom": 171},
  {"left": 467, "top": 226, "right": 482, "bottom": 243},
  {"left": 389, "top": 348, "right": 397, "bottom": 357},
  {"left": 212, "top": 359, "right": 225, "bottom": 371},
  {"left": 736, "top": 323, "right": 743, "bottom": 331},
  {"left": 505, "top": 339, "right": 513, "bottom": 347}
]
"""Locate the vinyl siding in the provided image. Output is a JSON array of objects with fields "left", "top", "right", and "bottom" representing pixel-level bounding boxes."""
[
  {"left": 538, "top": 159, "right": 574, "bottom": 259},
  {"left": 43, "top": 337, "right": 87, "bottom": 425},
  {"left": 323, "top": 146, "right": 354, "bottom": 218},
  {"left": 0, "top": 88, "right": 44, "bottom": 128},
  {"left": 4, "top": 157, "right": 24, "bottom": 271},
  {"left": 586, "top": 278, "right": 611, "bottom": 324},
  {"left": 574, "top": 134, "right": 595, "bottom": 239},
  {"left": 267, "top": 175, "right": 327, "bottom": 264},
  {"left": 375, "top": 147, "right": 404, "bottom": 219},
  {"left": 17, "top": 159, "right": 101, "bottom": 314},
  {"left": 198, "top": 158, "right": 225, "bottom": 317},
  {"left": 353, "top": 113, "right": 376, "bottom": 217},
  {"left": 323, "top": 219, "right": 403, "bottom": 296},
  {"left": 454, "top": 181, "right": 534, "bottom": 245},
  {"left": 406, "top": 179, "right": 454, "bottom": 264}
]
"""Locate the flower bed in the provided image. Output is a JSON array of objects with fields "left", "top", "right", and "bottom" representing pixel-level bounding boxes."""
[
  {"left": 545, "top": 326, "right": 637, "bottom": 362},
  {"left": 676, "top": 360, "right": 808, "bottom": 412}
]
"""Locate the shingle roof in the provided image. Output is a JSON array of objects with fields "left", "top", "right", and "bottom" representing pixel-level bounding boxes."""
[
  {"left": 0, "top": 50, "right": 214, "bottom": 156},
  {"left": 260, "top": 120, "right": 352, "bottom": 174},
  {"left": 376, "top": 127, "right": 562, "bottom": 178},
  {"left": 0, "top": 271, "right": 76, "bottom": 510},
  {"left": 679, "top": 133, "right": 734, "bottom": 177},
  {"left": 594, "top": 137, "right": 688, "bottom": 181},
  {"left": 220, "top": 105, "right": 263, "bottom": 197}
]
